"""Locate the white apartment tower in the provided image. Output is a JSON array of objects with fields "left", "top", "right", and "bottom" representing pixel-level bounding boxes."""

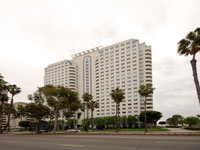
[{"left": 44, "top": 39, "right": 153, "bottom": 118}]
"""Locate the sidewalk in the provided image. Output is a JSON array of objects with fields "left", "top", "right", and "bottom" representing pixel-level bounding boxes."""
[
  {"left": 166, "top": 128, "right": 199, "bottom": 132},
  {"left": 2, "top": 131, "right": 200, "bottom": 136}
]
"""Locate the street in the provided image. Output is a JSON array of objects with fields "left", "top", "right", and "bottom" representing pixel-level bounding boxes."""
[{"left": 0, "top": 134, "right": 200, "bottom": 150}]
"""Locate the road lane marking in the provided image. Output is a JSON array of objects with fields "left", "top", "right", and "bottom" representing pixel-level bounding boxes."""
[
  {"left": 82, "top": 139, "right": 103, "bottom": 142},
  {"left": 59, "top": 144, "right": 85, "bottom": 147},
  {"left": 156, "top": 141, "right": 200, "bottom": 144},
  {"left": 32, "top": 138, "right": 47, "bottom": 140},
  {"left": 4, "top": 140, "right": 17, "bottom": 143},
  {"left": 59, "top": 135, "right": 200, "bottom": 140}
]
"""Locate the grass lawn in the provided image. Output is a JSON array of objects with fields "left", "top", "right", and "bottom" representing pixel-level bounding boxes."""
[
  {"left": 13, "top": 130, "right": 31, "bottom": 132},
  {"left": 90, "top": 128, "right": 170, "bottom": 132}
]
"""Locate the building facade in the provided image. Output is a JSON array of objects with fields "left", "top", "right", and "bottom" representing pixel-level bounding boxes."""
[
  {"left": 10, "top": 102, "right": 34, "bottom": 129},
  {"left": 44, "top": 39, "right": 153, "bottom": 119}
]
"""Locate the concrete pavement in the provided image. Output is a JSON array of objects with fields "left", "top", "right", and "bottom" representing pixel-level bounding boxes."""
[{"left": 166, "top": 128, "right": 199, "bottom": 132}]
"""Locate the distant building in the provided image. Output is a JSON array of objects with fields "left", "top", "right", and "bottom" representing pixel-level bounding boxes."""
[
  {"left": 0, "top": 114, "right": 6, "bottom": 130},
  {"left": 10, "top": 102, "right": 34, "bottom": 129},
  {"left": 0, "top": 89, "right": 8, "bottom": 130},
  {"left": 44, "top": 39, "right": 153, "bottom": 120}
]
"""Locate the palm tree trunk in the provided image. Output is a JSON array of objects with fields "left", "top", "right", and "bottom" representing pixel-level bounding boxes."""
[
  {"left": 117, "top": 104, "right": 120, "bottom": 132},
  {"left": 86, "top": 102, "right": 89, "bottom": 132},
  {"left": 190, "top": 59, "right": 200, "bottom": 105},
  {"left": 115, "top": 103, "right": 118, "bottom": 132},
  {"left": 144, "top": 96, "right": 147, "bottom": 133},
  {"left": 91, "top": 110, "right": 94, "bottom": 131},
  {"left": 21, "top": 116, "right": 22, "bottom": 132},
  {"left": 74, "top": 112, "right": 76, "bottom": 130}
]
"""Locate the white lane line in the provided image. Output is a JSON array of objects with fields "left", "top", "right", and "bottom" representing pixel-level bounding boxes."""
[
  {"left": 32, "top": 138, "right": 47, "bottom": 140},
  {"left": 59, "top": 135, "right": 200, "bottom": 140},
  {"left": 82, "top": 139, "right": 103, "bottom": 142},
  {"left": 4, "top": 140, "right": 18, "bottom": 143},
  {"left": 59, "top": 144, "right": 85, "bottom": 147},
  {"left": 156, "top": 141, "right": 200, "bottom": 144}
]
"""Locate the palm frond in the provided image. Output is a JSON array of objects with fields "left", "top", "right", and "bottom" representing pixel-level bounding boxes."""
[{"left": 186, "top": 32, "right": 196, "bottom": 41}]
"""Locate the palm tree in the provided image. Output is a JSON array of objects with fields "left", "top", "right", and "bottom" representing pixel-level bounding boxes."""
[
  {"left": 138, "top": 84, "right": 155, "bottom": 133},
  {"left": 0, "top": 84, "right": 21, "bottom": 133},
  {"left": 82, "top": 92, "right": 93, "bottom": 132},
  {"left": 88, "top": 100, "right": 99, "bottom": 131},
  {"left": 110, "top": 88, "right": 125, "bottom": 132},
  {"left": 69, "top": 101, "right": 81, "bottom": 130},
  {"left": 7, "top": 85, "right": 21, "bottom": 131},
  {"left": 177, "top": 27, "right": 200, "bottom": 105}
]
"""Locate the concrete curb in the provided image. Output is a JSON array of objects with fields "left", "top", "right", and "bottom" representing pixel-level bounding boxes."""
[{"left": 1, "top": 131, "right": 200, "bottom": 136}]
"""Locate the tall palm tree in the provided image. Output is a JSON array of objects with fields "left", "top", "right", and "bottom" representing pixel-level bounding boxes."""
[
  {"left": 0, "top": 84, "right": 21, "bottom": 133},
  {"left": 7, "top": 85, "right": 21, "bottom": 131},
  {"left": 82, "top": 92, "right": 93, "bottom": 132},
  {"left": 177, "top": 27, "right": 200, "bottom": 105},
  {"left": 138, "top": 84, "right": 155, "bottom": 133},
  {"left": 69, "top": 101, "right": 81, "bottom": 130},
  {"left": 110, "top": 88, "right": 125, "bottom": 132},
  {"left": 88, "top": 100, "right": 99, "bottom": 131}
]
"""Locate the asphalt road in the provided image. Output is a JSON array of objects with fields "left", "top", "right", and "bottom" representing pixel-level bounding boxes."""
[{"left": 0, "top": 134, "right": 200, "bottom": 150}]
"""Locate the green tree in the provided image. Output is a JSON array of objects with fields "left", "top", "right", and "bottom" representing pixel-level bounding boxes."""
[
  {"left": 166, "top": 114, "right": 184, "bottom": 127},
  {"left": 16, "top": 105, "right": 26, "bottom": 132},
  {"left": 183, "top": 117, "right": 200, "bottom": 128},
  {"left": 25, "top": 103, "right": 50, "bottom": 134},
  {"left": 0, "top": 75, "right": 9, "bottom": 126},
  {"left": 104, "top": 116, "right": 116, "bottom": 129},
  {"left": 88, "top": 100, "right": 99, "bottom": 131},
  {"left": 138, "top": 84, "right": 155, "bottom": 132},
  {"left": 57, "top": 120, "right": 65, "bottom": 130},
  {"left": 166, "top": 118, "right": 173, "bottom": 126},
  {"left": 121, "top": 116, "right": 127, "bottom": 128},
  {"left": 82, "top": 92, "right": 93, "bottom": 132},
  {"left": 94, "top": 117, "right": 105, "bottom": 130},
  {"left": 158, "top": 121, "right": 166, "bottom": 127},
  {"left": 66, "top": 119, "right": 77, "bottom": 129},
  {"left": 110, "top": 88, "right": 125, "bottom": 132},
  {"left": 27, "top": 88, "right": 51, "bottom": 134},
  {"left": 177, "top": 28, "right": 200, "bottom": 105},
  {"left": 2, "top": 84, "right": 21, "bottom": 132},
  {"left": 66, "top": 91, "right": 80, "bottom": 130},
  {"left": 2, "top": 103, "right": 16, "bottom": 128},
  {"left": 68, "top": 101, "right": 81, "bottom": 130},
  {"left": 42, "top": 85, "right": 71, "bottom": 133},
  {"left": 127, "top": 115, "right": 138, "bottom": 128},
  {"left": 18, "top": 121, "right": 30, "bottom": 130},
  {"left": 139, "top": 111, "right": 162, "bottom": 127}
]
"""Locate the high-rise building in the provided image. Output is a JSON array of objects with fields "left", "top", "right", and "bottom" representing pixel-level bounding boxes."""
[{"left": 44, "top": 38, "right": 153, "bottom": 118}]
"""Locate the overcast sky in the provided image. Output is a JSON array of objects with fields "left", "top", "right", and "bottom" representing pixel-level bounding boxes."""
[{"left": 0, "top": 0, "right": 200, "bottom": 120}]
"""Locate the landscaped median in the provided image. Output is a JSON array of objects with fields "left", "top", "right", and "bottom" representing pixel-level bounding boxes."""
[{"left": 2, "top": 128, "right": 200, "bottom": 136}]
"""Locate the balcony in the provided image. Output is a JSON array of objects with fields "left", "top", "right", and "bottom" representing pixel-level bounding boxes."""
[{"left": 145, "top": 57, "right": 151, "bottom": 60}]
